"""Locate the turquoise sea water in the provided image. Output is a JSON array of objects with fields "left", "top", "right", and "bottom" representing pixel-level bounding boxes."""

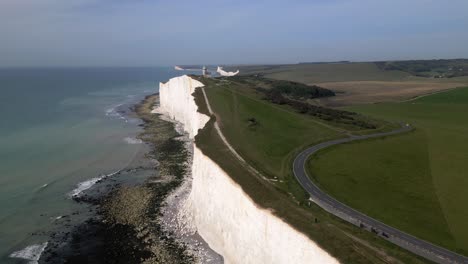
[{"left": 0, "top": 67, "right": 178, "bottom": 262}]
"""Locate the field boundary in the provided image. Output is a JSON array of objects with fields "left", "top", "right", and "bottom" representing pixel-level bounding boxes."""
[
  {"left": 294, "top": 126, "right": 468, "bottom": 264},
  {"left": 400, "top": 86, "right": 463, "bottom": 103}
]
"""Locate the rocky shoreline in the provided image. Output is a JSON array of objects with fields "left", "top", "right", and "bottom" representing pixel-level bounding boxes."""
[
  {"left": 39, "top": 94, "right": 204, "bottom": 264},
  {"left": 153, "top": 105, "right": 223, "bottom": 264}
]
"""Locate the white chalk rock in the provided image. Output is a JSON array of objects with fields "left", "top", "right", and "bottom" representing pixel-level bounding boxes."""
[
  {"left": 217, "top": 67, "right": 239, "bottom": 77},
  {"left": 159, "top": 75, "right": 210, "bottom": 139},
  {"left": 159, "top": 75, "right": 339, "bottom": 264}
]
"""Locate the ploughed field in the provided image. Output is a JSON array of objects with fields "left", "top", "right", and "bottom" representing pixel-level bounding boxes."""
[
  {"left": 308, "top": 87, "right": 468, "bottom": 255},
  {"left": 192, "top": 75, "right": 431, "bottom": 263},
  {"left": 236, "top": 62, "right": 468, "bottom": 106}
]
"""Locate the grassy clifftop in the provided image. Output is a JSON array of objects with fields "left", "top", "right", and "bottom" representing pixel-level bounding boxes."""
[
  {"left": 309, "top": 87, "right": 468, "bottom": 255},
  {"left": 191, "top": 75, "right": 429, "bottom": 263}
]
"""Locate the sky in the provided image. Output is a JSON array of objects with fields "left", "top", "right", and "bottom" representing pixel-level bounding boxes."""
[{"left": 1, "top": 0, "right": 468, "bottom": 67}]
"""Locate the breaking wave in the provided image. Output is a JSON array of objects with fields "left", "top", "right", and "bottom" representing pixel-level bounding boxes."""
[
  {"left": 68, "top": 170, "right": 120, "bottom": 198},
  {"left": 9, "top": 242, "right": 48, "bottom": 264},
  {"left": 105, "top": 103, "right": 128, "bottom": 122},
  {"left": 124, "top": 137, "right": 143, "bottom": 144}
]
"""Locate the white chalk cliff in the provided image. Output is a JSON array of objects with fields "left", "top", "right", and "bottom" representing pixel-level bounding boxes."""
[
  {"left": 159, "top": 75, "right": 339, "bottom": 264},
  {"left": 216, "top": 66, "right": 239, "bottom": 77}
]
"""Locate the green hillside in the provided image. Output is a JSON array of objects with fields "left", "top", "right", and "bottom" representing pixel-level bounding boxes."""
[
  {"left": 192, "top": 76, "right": 430, "bottom": 263},
  {"left": 376, "top": 59, "right": 468, "bottom": 78},
  {"left": 308, "top": 87, "right": 468, "bottom": 254},
  {"left": 238, "top": 62, "right": 410, "bottom": 83}
]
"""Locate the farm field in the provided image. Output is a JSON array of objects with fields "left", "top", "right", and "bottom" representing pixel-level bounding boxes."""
[
  {"left": 314, "top": 81, "right": 463, "bottom": 106},
  {"left": 308, "top": 87, "right": 468, "bottom": 255},
  {"left": 192, "top": 76, "right": 430, "bottom": 263},
  {"left": 238, "top": 62, "right": 411, "bottom": 83},
  {"left": 237, "top": 62, "right": 468, "bottom": 106}
]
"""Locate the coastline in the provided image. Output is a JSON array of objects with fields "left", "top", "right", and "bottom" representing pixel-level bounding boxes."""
[
  {"left": 155, "top": 75, "right": 342, "bottom": 263},
  {"left": 38, "top": 94, "right": 219, "bottom": 263},
  {"left": 152, "top": 99, "right": 223, "bottom": 264}
]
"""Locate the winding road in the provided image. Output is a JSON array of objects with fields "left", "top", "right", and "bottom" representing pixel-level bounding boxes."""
[
  {"left": 201, "top": 78, "right": 467, "bottom": 263},
  {"left": 293, "top": 125, "right": 468, "bottom": 264}
]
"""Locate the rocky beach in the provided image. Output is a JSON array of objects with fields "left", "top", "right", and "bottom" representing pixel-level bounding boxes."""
[{"left": 38, "top": 94, "right": 221, "bottom": 264}]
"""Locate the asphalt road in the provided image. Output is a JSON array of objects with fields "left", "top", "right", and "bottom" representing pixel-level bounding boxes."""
[{"left": 293, "top": 125, "right": 468, "bottom": 264}]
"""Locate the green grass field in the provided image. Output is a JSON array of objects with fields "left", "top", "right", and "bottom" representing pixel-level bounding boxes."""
[
  {"left": 199, "top": 77, "right": 339, "bottom": 182},
  {"left": 192, "top": 76, "right": 430, "bottom": 263},
  {"left": 308, "top": 87, "right": 468, "bottom": 254},
  {"left": 238, "top": 62, "right": 410, "bottom": 83},
  {"left": 237, "top": 62, "right": 468, "bottom": 85}
]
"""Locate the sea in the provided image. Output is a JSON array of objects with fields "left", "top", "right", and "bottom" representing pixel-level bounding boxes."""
[{"left": 0, "top": 67, "right": 180, "bottom": 263}]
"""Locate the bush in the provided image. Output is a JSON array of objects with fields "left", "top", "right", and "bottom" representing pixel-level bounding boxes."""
[{"left": 257, "top": 87, "right": 376, "bottom": 129}]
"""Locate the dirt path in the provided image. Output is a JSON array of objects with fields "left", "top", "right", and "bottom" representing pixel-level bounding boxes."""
[{"left": 200, "top": 87, "right": 270, "bottom": 182}]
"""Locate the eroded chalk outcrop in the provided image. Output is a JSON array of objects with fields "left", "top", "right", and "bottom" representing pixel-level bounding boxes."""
[{"left": 158, "top": 75, "right": 339, "bottom": 264}]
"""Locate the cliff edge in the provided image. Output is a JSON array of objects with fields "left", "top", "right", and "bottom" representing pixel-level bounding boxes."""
[{"left": 158, "top": 75, "right": 338, "bottom": 264}]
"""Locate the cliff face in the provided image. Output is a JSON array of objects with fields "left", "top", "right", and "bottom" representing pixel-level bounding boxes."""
[
  {"left": 159, "top": 75, "right": 210, "bottom": 138},
  {"left": 158, "top": 75, "right": 338, "bottom": 264}
]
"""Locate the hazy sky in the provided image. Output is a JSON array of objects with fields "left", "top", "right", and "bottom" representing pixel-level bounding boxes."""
[{"left": 1, "top": 0, "right": 468, "bottom": 67}]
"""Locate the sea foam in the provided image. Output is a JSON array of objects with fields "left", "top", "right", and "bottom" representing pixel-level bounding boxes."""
[
  {"left": 105, "top": 103, "right": 128, "bottom": 122},
  {"left": 124, "top": 137, "right": 143, "bottom": 144},
  {"left": 68, "top": 170, "right": 120, "bottom": 198},
  {"left": 9, "top": 242, "right": 48, "bottom": 264}
]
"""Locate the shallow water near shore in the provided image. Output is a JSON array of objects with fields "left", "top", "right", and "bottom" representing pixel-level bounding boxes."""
[{"left": 0, "top": 67, "right": 179, "bottom": 263}]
